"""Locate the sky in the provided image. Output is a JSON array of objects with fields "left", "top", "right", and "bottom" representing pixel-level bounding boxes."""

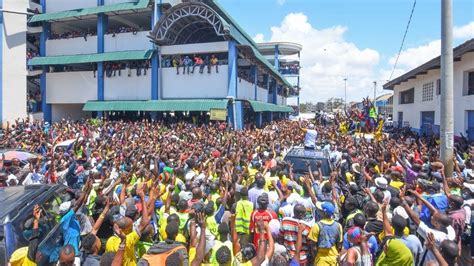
[{"left": 218, "top": 0, "right": 474, "bottom": 103}]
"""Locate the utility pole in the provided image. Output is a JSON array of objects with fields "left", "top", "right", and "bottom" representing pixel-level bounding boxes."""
[
  {"left": 440, "top": 0, "right": 454, "bottom": 176},
  {"left": 373, "top": 81, "right": 377, "bottom": 102},
  {"left": 344, "top": 78, "right": 347, "bottom": 111}
]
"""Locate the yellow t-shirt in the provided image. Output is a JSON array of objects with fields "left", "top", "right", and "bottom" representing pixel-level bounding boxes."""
[
  {"left": 233, "top": 251, "right": 252, "bottom": 266},
  {"left": 390, "top": 180, "right": 404, "bottom": 189},
  {"left": 264, "top": 175, "right": 279, "bottom": 191},
  {"left": 308, "top": 218, "right": 342, "bottom": 266},
  {"left": 105, "top": 231, "right": 140, "bottom": 266}
]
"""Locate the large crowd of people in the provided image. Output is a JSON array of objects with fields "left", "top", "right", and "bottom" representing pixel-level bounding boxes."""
[
  {"left": 48, "top": 26, "right": 144, "bottom": 41},
  {"left": 279, "top": 63, "right": 300, "bottom": 75},
  {"left": 1, "top": 115, "right": 473, "bottom": 266}
]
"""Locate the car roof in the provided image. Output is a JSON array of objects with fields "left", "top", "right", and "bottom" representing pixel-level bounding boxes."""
[
  {"left": 285, "top": 147, "right": 329, "bottom": 159},
  {"left": 0, "top": 185, "right": 52, "bottom": 223}
]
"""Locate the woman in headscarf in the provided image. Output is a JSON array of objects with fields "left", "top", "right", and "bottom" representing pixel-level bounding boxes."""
[
  {"left": 339, "top": 226, "right": 372, "bottom": 266},
  {"left": 376, "top": 238, "right": 414, "bottom": 266}
]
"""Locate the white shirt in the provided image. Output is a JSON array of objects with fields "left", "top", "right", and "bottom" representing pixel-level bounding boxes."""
[
  {"left": 304, "top": 129, "right": 318, "bottom": 148},
  {"left": 463, "top": 199, "right": 474, "bottom": 225},
  {"left": 417, "top": 221, "right": 455, "bottom": 264},
  {"left": 22, "top": 172, "right": 44, "bottom": 185}
]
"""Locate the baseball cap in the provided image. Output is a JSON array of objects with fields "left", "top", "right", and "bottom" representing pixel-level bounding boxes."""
[{"left": 316, "top": 201, "right": 335, "bottom": 216}]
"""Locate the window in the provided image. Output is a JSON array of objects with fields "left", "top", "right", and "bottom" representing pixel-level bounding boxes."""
[
  {"left": 468, "top": 72, "right": 474, "bottom": 95},
  {"left": 436, "top": 79, "right": 441, "bottom": 95},
  {"left": 399, "top": 88, "right": 414, "bottom": 104},
  {"left": 398, "top": 111, "right": 403, "bottom": 124},
  {"left": 422, "top": 82, "right": 434, "bottom": 102}
]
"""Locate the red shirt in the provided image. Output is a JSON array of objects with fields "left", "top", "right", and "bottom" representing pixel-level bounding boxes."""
[{"left": 250, "top": 209, "right": 277, "bottom": 248}]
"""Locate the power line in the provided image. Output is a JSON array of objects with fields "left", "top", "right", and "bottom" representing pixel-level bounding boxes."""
[{"left": 388, "top": 0, "right": 417, "bottom": 81}]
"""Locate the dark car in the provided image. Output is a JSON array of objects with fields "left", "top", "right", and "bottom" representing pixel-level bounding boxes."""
[
  {"left": 0, "top": 184, "right": 72, "bottom": 265},
  {"left": 284, "top": 147, "right": 333, "bottom": 178}
]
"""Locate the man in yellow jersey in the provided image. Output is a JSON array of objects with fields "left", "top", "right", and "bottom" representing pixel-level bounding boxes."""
[{"left": 105, "top": 184, "right": 150, "bottom": 266}]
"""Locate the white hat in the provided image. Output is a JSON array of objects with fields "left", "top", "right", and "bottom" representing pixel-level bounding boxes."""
[
  {"left": 308, "top": 123, "right": 315, "bottom": 129},
  {"left": 393, "top": 205, "right": 409, "bottom": 219},
  {"left": 351, "top": 163, "right": 361, "bottom": 174},
  {"left": 375, "top": 177, "right": 388, "bottom": 189},
  {"left": 269, "top": 219, "right": 281, "bottom": 237}
]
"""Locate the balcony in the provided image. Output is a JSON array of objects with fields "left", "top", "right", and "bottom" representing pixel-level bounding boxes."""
[
  {"left": 46, "top": 71, "right": 97, "bottom": 104},
  {"left": 104, "top": 31, "right": 151, "bottom": 52},
  {"left": 104, "top": 69, "right": 151, "bottom": 100},
  {"left": 162, "top": 65, "right": 228, "bottom": 99},
  {"left": 46, "top": 35, "right": 97, "bottom": 56}
]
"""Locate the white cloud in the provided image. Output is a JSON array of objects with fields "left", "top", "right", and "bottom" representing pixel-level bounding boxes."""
[
  {"left": 262, "top": 13, "right": 380, "bottom": 102},
  {"left": 253, "top": 33, "right": 265, "bottom": 43},
  {"left": 276, "top": 0, "right": 286, "bottom": 6},
  {"left": 384, "top": 21, "right": 473, "bottom": 80},
  {"left": 454, "top": 21, "right": 474, "bottom": 39},
  {"left": 388, "top": 40, "right": 441, "bottom": 72}
]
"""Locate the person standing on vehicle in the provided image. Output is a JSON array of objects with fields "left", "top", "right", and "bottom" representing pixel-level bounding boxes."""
[{"left": 301, "top": 123, "right": 318, "bottom": 149}]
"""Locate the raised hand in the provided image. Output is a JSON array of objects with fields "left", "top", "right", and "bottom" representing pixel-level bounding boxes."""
[
  {"left": 113, "top": 223, "right": 127, "bottom": 241},
  {"left": 425, "top": 232, "right": 435, "bottom": 250},
  {"left": 381, "top": 198, "right": 389, "bottom": 213},
  {"left": 33, "top": 205, "right": 41, "bottom": 220}
]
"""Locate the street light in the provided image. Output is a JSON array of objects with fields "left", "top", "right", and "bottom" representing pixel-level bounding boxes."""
[{"left": 343, "top": 78, "right": 347, "bottom": 111}]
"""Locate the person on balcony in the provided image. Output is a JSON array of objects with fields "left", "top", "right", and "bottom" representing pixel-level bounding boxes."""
[
  {"left": 173, "top": 56, "right": 181, "bottom": 75},
  {"left": 182, "top": 56, "right": 192, "bottom": 75},
  {"left": 210, "top": 55, "right": 219, "bottom": 73},
  {"left": 192, "top": 55, "right": 204, "bottom": 74}
]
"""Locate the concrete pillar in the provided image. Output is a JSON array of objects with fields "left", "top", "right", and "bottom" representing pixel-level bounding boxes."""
[
  {"left": 40, "top": 8, "right": 51, "bottom": 123},
  {"left": 250, "top": 65, "right": 257, "bottom": 100},
  {"left": 150, "top": 0, "right": 162, "bottom": 119},
  {"left": 97, "top": 9, "right": 107, "bottom": 118},
  {"left": 274, "top": 45, "right": 279, "bottom": 70},
  {"left": 273, "top": 83, "right": 278, "bottom": 104},
  {"left": 256, "top": 112, "right": 263, "bottom": 128},
  {"left": 227, "top": 40, "right": 243, "bottom": 130}
]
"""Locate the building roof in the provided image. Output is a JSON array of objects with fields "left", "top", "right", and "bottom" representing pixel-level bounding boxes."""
[
  {"left": 83, "top": 99, "right": 292, "bottom": 112},
  {"left": 149, "top": 0, "right": 294, "bottom": 89},
  {"left": 375, "top": 93, "right": 393, "bottom": 101},
  {"left": 207, "top": 0, "right": 294, "bottom": 88},
  {"left": 257, "top": 42, "right": 303, "bottom": 56},
  {"left": 248, "top": 100, "right": 293, "bottom": 112},
  {"left": 29, "top": 0, "right": 150, "bottom": 23},
  {"left": 383, "top": 38, "right": 474, "bottom": 90},
  {"left": 83, "top": 99, "right": 230, "bottom": 112},
  {"left": 28, "top": 50, "right": 154, "bottom": 66}
]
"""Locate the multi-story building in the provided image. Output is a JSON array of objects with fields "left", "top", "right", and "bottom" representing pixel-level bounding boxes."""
[
  {"left": 1, "top": 0, "right": 301, "bottom": 129},
  {"left": 374, "top": 93, "right": 393, "bottom": 119},
  {"left": 383, "top": 38, "right": 474, "bottom": 139}
]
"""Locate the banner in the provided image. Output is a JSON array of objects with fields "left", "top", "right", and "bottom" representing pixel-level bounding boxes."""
[{"left": 210, "top": 109, "right": 227, "bottom": 121}]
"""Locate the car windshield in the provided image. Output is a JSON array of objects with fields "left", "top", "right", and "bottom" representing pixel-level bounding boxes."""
[{"left": 285, "top": 156, "right": 331, "bottom": 176}]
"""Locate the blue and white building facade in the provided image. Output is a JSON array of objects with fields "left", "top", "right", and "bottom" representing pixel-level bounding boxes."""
[
  {"left": 1, "top": 0, "right": 301, "bottom": 129},
  {"left": 384, "top": 39, "right": 474, "bottom": 140}
]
